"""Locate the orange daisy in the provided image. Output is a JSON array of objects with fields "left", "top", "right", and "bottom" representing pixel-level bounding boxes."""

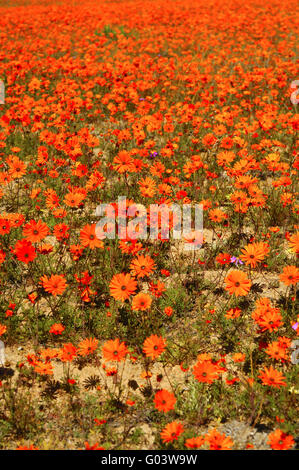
[
  {"left": 80, "top": 224, "right": 104, "bottom": 249},
  {"left": 280, "top": 265, "right": 299, "bottom": 286},
  {"left": 109, "top": 273, "right": 137, "bottom": 302},
  {"left": 224, "top": 270, "right": 252, "bottom": 296},
  {"left": 209, "top": 208, "right": 227, "bottom": 223},
  {"left": 265, "top": 341, "right": 288, "bottom": 361},
  {"left": 258, "top": 366, "right": 286, "bottom": 388},
  {"left": 154, "top": 389, "right": 176, "bottom": 413},
  {"left": 160, "top": 421, "right": 184, "bottom": 443},
  {"left": 267, "top": 429, "right": 295, "bottom": 450},
  {"left": 15, "top": 239, "right": 37, "bottom": 264},
  {"left": 77, "top": 337, "right": 99, "bottom": 356},
  {"left": 131, "top": 292, "right": 152, "bottom": 311},
  {"left": 138, "top": 177, "right": 156, "bottom": 198},
  {"left": 185, "top": 436, "right": 205, "bottom": 449},
  {"left": 193, "top": 360, "right": 220, "bottom": 384},
  {"left": 34, "top": 360, "right": 53, "bottom": 375},
  {"left": 8, "top": 157, "right": 27, "bottom": 179},
  {"left": 288, "top": 232, "right": 299, "bottom": 254},
  {"left": 143, "top": 334, "right": 166, "bottom": 360},
  {"left": 40, "top": 274, "right": 68, "bottom": 296},
  {"left": 113, "top": 150, "right": 134, "bottom": 173},
  {"left": 0, "top": 324, "right": 7, "bottom": 336},
  {"left": 49, "top": 323, "right": 65, "bottom": 335},
  {"left": 64, "top": 191, "right": 86, "bottom": 208},
  {"left": 240, "top": 242, "right": 268, "bottom": 268},
  {"left": 205, "top": 429, "right": 234, "bottom": 450},
  {"left": 102, "top": 338, "right": 128, "bottom": 362},
  {"left": 130, "top": 254, "right": 156, "bottom": 278},
  {"left": 22, "top": 219, "right": 49, "bottom": 243},
  {"left": 0, "top": 218, "right": 11, "bottom": 235},
  {"left": 59, "top": 343, "right": 77, "bottom": 362}
]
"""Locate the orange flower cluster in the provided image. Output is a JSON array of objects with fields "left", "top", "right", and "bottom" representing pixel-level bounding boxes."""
[{"left": 0, "top": 0, "right": 297, "bottom": 451}]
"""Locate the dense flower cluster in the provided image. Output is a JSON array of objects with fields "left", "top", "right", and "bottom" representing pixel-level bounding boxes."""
[{"left": 0, "top": 0, "right": 298, "bottom": 451}]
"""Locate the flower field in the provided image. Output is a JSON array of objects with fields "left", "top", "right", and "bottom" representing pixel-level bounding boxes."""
[{"left": 0, "top": 0, "right": 298, "bottom": 451}]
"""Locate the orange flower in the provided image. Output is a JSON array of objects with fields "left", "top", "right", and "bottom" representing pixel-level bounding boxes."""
[
  {"left": 209, "top": 208, "right": 226, "bottom": 223},
  {"left": 84, "top": 442, "right": 105, "bottom": 450},
  {"left": 224, "top": 270, "right": 251, "bottom": 296},
  {"left": 126, "top": 399, "right": 135, "bottom": 406},
  {"left": 7, "top": 212, "right": 25, "bottom": 228},
  {"left": 70, "top": 244, "right": 84, "bottom": 261},
  {"left": 185, "top": 436, "right": 205, "bottom": 449},
  {"left": 16, "top": 445, "right": 38, "bottom": 450},
  {"left": 197, "top": 353, "right": 212, "bottom": 362},
  {"left": 205, "top": 429, "right": 234, "bottom": 450},
  {"left": 240, "top": 242, "right": 268, "bottom": 268},
  {"left": 232, "top": 353, "right": 245, "bottom": 363},
  {"left": 78, "top": 337, "right": 99, "bottom": 356},
  {"left": 28, "top": 292, "right": 38, "bottom": 304},
  {"left": 34, "top": 360, "right": 53, "bottom": 375},
  {"left": 38, "top": 243, "right": 53, "bottom": 254},
  {"left": 14, "top": 239, "right": 37, "bottom": 264},
  {"left": 141, "top": 370, "right": 152, "bottom": 379},
  {"left": 22, "top": 219, "right": 49, "bottom": 243},
  {"left": 267, "top": 429, "right": 295, "bottom": 450},
  {"left": 216, "top": 253, "right": 231, "bottom": 265},
  {"left": 183, "top": 230, "right": 203, "bottom": 248},
  {"left": 149, "top": 280, "right": 165, "bottom": 298},
  {"left": 59, "top": 343, "right": 77, "bottom": 362},
  {"left": 49, "top": 323, "right": 65, "bottom": 335},
  {"left": 164, "top": 306, "right": 173, "bottom": 316},
  {"left": 0, "top": 218, "right": 11, "bottom": 235},
  {"left": 39, "top": 348, "right": 59, "bottom": 361},
  {"left": 160, "top": 421, "right": 184, "bottom": 443},
  {"left": 109, "top": 273, "right": 137, "bottom": 302},
  {"left": 251, "top": 298, "right": 283, "bottom": 332},
  {"left": 0, "top": 249, "right": 5, "bottom": 264},
  {"left": 130, "top": 254, "right": 156, "bottom": 278},
  {"left": 105, "top": 367, "right": 117, "bottom": 376},
  {"left": 131, "top": 292, "right": 152, "bottom": 311},
  {"left": 193, "top": 360, "right": 220, "bottom": 384},
  {"left": 64, "top": 191, "right": 86, "bottom": 208},
  {"left": 0, "top": 324, "right": 7, "bottom": 336},
  {"left": 288, "top": 232, "right": 299, "bottom": 254},
  {"left": 80, "top": 224, "right": 104, "bottom": 249},
  {"left": 143, "top": 334, "right": 166, "bottom": 360},
  {"left": 154, "top": 389, "right": 176, "bottom": 412},
  {"left": 138, "top": 177, "right": 156, "bottom": 198},
  {"left": 258, "top": 366, "right": 286, "bottom": 388},
  {"left": 280, "top": 265, "right": 299, "bottom": 286},
  {"left": 257, "top": 309, "right": 284, "bottom": 332},
  {"left": 40, "top": 274, "right": 68, "bottom": 296},
  {"left": 265, "top": 341, "right": 288, "bottom": 361},
  {"left": 53, "top": 223, "right": 69, "bottom": 241},
  {"left": 102, "top": 338, "right": 128, "bottom": 362},
  {"left": 8, "top": 157, "right": 27, "bottom": 179},
  {"left": 225, "top": 307, "right": 241, "bottom": 319},
  {"left": 113, "top": 150, "right": 134, "bottom": 173},
  {"left": 119, "top": 238, "right": 143, "bottom": 255}
]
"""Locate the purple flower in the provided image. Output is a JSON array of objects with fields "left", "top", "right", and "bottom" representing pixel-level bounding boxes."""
[
  {"left": 230, "top": 256, "right": 243, "bottom": 266},
  {"left": 292, "top": 322, "right": 298, "bottom": 331}
]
